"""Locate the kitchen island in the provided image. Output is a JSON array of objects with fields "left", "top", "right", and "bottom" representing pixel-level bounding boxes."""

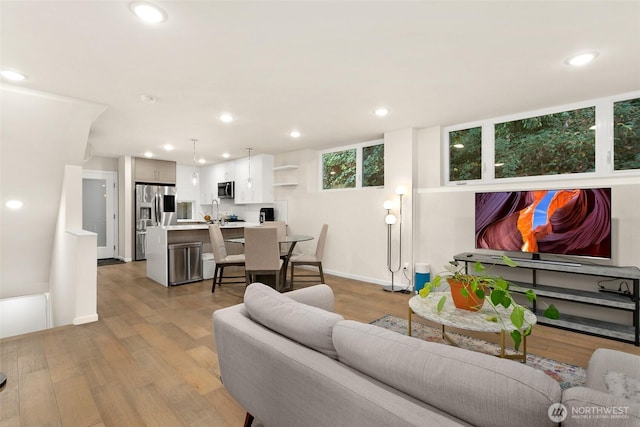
[{"left": 146, "top": 222, "right": 260, "bottom": 286}]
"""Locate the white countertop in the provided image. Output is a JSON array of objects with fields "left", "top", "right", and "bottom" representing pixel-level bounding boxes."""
[{"left": 149, "top": 222, "right": 261, "bottom": 231}]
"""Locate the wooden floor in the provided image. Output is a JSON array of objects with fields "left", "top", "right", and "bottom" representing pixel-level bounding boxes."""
[{"left": 1, "top": 261, "right": 639, "bottom": 426}]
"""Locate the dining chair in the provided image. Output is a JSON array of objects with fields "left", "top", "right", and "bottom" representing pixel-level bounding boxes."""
[
  {"left": 290, "top": 224, "right": 328, "bottom": 287},
  {"left": 244, "top": 226, "right": 284, "bottom": 291},
  {"left": 208, "top": 224, "right": 246, "bottom": 293},
  {"left": 263, "top": 220, "right": 289, "bottom": 255}
]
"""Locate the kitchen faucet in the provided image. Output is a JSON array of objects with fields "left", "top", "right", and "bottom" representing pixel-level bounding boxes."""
[{"left": 211, "top": 199, "right": 224, "bottom": 225}]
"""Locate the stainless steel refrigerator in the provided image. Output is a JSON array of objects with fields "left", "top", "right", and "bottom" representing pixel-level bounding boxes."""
[{"left": 135, "top": 184, "right": 177, "bottom": 260}]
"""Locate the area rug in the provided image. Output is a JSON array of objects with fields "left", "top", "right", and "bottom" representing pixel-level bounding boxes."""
[{"left": 371, "top": 314, "right": 586, "bottom": 390}]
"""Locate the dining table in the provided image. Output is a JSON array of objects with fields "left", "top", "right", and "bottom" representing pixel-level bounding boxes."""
[{"left": 226, "top": 234, "right": 314, "bottom": 291}]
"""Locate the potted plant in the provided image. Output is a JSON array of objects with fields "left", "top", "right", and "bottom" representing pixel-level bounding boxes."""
[{"left": 418, "top": 255, "right": 559, "bottom": 351}]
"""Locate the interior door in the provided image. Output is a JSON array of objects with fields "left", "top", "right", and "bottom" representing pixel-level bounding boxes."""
[{"left": 83, "top": 170, "right": 117, "bottom": 259}]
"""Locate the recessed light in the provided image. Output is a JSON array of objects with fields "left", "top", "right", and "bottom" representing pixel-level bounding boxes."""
[
  {"left": 222, "top": 152, "right": 231, "bottom": 159},
  {"left": 1, "top": 69, "right": 26, "bottom": 81},
  {"left": 5, "top": 200, "right": 23, "bottom": 210},
  {"left": 198, "top": 158, "right": 206, "bottom": 164},
  {"left": 163, "top": 144, "right": 174, "bottom": 151},
  {"left": 130, "top": 2, "right": 167, "bottom": 23},
  {"left": 219, "top": 113, "right": 234, "bottom": 123},
  {"left": 374, "top": 107, "right": 389, "bottom": 117},
  {"left": 565, "top": 52, "right": 599, "bottom": 67},
  {"left": 144, "top": 151, "right": 153, "bottom": 157},
  {"left": 289, "top": 130, "right": 301, "bottom": 138}
]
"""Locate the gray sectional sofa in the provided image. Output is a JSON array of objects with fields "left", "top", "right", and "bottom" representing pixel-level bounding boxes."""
[{"left": 213, "top": 283, "right": 640, "bottom": 427}]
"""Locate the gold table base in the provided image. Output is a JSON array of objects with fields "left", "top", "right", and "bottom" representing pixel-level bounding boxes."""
[{"left": 408, "top": 307, "right": 528, "bottom": 363}]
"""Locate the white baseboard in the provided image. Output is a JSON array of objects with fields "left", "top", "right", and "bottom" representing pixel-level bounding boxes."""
[
  {"left": 316, "top": 267, "right": 414, "bottom": 292},
  {"left": 73, "top": 314, "right": 99, "bottom": 325}
]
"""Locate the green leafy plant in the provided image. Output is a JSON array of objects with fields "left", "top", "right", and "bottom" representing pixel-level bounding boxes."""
[{"left": 418, "top": 256, "right": 560, "bottom": 350}]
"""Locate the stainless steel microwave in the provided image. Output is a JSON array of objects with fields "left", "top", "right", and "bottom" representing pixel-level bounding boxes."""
[{"left": 217, "top": 181, "right": 235, "bottom": 199}]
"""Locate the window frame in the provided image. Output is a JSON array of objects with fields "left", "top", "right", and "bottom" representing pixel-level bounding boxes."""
[
  {"left": 443, "top": 90, "right": 640, "bottom": 186},
  {"left": 319, "top": 139, "right": 384, "bottom": 191}
]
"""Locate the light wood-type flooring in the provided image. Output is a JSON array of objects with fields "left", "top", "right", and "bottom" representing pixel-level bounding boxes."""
[{"left": 1, "top": 261, "right": 639, "bottom": 426}]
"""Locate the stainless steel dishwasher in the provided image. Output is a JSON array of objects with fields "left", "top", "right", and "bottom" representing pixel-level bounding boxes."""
[{"left": 168, "top": 242, "right": 203, "bottom": 285}]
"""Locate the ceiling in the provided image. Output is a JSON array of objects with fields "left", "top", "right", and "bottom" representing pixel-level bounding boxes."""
[{"left": 2, "top": 1, "right": 639, "bottom": 165}]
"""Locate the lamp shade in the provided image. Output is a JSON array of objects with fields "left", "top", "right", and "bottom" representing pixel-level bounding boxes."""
[
  {"left": 395, "top": 185, "right": 407, "bottom": 195},
  {"left": 383, "top": 200, "right": 394, "bottom": 210},
  {"left": 385, "top": 214, "right": 397, "bottom": 225}
]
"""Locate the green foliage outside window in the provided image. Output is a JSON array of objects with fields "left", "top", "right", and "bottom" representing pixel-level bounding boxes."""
[
  {"left": 494, "top": 107, "right": 595, "bottom": 178},
  {"left": 362, "top": 143, "right": 384, "bottom": 187},
  {"left": 322, "top": 149, "right": 356, "bottom": 189},
  {"left": 614, "top": 97, "right": 640, "bottom": 171},
  {"left": 449, "top": 127, "right": 482, "bottom": 181}
]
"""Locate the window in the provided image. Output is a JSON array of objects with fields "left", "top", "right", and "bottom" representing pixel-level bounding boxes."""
[
  {"left": 444, "top": 91, "right": 640, "bottom": 184},
  {"left": 494, "top": 106, "right": 595, "bottom": 178},
  {"left": 177, "top": 201, "right": 194, "bottom": 219},
  {"left": 322, "top": 149, "right": 356, "bottom": 189},
  {"left": 449, "top": 127, "right": 482, "bottom": 181},
  {"left": 362, "top": 143, "right": 384, "bottom": 187},
  {"left": 613, "top": 97, "right": 640, "bottom": 171},
  {"left": 321, "top": 140, "right": 384, "bottom": 190}
]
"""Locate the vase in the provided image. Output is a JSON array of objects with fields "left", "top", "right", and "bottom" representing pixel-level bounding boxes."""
[{"left": 447, "top": 278, "right": 486, "bottom": 311}]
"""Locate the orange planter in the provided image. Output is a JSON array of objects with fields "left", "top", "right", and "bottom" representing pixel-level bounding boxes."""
[{"left": 447, "top": 278, "right": 486, "bottom": 311}]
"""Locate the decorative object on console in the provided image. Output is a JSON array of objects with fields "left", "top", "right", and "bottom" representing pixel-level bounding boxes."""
[
  {"left": 383, "top": 185, "right": 406, "bottom": 292},
  {"left": 419, "top": 256, "right": 559, "bottom": 350}
]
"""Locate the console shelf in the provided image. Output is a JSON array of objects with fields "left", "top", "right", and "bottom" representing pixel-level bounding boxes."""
[{"left": 453, "top": 252, "right": 640, "bottom": 346}]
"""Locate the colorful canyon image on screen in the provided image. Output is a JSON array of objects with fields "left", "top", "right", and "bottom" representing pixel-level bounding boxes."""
[{"left": 475, "top": 188, "right": 611, "bottom": 258}]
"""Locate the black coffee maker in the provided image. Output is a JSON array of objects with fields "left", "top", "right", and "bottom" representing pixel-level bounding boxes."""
[{"left": 259, "top": 207, "right": 274, "bottom": 223}]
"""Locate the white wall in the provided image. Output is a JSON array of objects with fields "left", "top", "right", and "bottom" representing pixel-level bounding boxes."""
[
  {"left": 0, "top": 85, "right": 106, "bottom": 299},
  {"left": 49, "top": 165, "right": 98, "bottom": 327},
  {"left": 274, "top": 130, "right": 418, "bottom": 288},
  {"left": 118, "top": 156, "right": 133, "bottom": 262}
]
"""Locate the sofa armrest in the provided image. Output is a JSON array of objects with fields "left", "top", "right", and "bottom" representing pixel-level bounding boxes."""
[
  {"left": 562, "top": 386, "right": 640, "bottom": 426},
  {"left": 585, "top": 349, "right": 640, "bottom": 392},
  {"left": 283, "top": 284, "right": 335, "bottom": 312}
]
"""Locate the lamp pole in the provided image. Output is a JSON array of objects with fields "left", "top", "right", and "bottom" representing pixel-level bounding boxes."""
[{"left": 384, "top": 186, "right": 406, "bottom": 292}]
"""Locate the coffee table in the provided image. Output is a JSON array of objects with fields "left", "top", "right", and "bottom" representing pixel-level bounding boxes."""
[{"left": 408, "top": 292, "right": 537, "bottom": 363}]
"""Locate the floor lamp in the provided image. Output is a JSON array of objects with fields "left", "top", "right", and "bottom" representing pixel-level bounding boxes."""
[{"left": 384, "top": 186, "right": 406, "bottom": 292}]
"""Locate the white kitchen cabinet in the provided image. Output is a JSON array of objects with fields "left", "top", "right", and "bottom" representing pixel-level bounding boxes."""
[
  {"left": 214, "top": 161, "right": 235, "bottom": 184},
  {"left": 199, "top": 164, "right": 216, "bottom": 203},
  {"left": 175, "top": 164, "right": 199, "bottom": 202},
  {"left": 234, "top": 154, "right": 274, "bottom": 204}
]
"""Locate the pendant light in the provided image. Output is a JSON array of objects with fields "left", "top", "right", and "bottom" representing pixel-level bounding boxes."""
[
  {"left": 191, "top": 139, "right": 199, "bottom": 186},
  {"left": 247, "top": 148, "right": 253, "bottom": 189}
]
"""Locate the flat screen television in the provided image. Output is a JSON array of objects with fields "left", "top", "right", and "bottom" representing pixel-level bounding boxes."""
[{"left": 475, "top": 188, "right": 611, "bottom": 259}]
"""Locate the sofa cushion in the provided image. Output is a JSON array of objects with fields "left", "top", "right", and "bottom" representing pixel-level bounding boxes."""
[
  {"left": 244, "top": 283, "right": 343, "bottom": 359},
  {"left": 605, "top": 371, "right": 640, "bottom": 403},
  {"left": 332, "top": 320, "right": 562, "bottom": 427}
]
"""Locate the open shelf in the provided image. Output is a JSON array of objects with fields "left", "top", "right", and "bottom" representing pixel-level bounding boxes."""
[
  {"left": 273, "top": 183, "right": 298, "bottom": 187},
  {"left": 454, "top": 252, "right": 640, "bottom": 346}
]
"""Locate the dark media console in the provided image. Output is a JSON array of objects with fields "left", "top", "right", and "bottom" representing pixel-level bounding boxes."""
[{"left": 454, "top": 252, "right": 640, "bottom": 346}]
